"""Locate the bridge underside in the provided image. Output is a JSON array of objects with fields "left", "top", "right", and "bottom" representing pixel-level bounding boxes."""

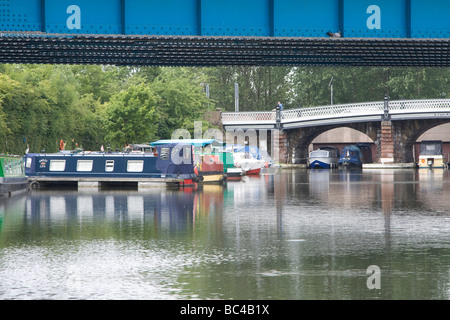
[{"left": 1, "top": 34, "right": 449, "bottom": 67}]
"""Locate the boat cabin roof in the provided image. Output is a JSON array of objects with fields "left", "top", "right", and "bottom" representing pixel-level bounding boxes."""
[
  {"left": 341, "top": 145, "right": 362, "bottom": 156},
  {"left": 151, "top": 139, "right": 215, "bottom": 147},
  {"left": 420, "top": 140, "right": 443, "bottom": 155},
  {"left": 318, "top": 146, "right": 340, "bottom": 157}
]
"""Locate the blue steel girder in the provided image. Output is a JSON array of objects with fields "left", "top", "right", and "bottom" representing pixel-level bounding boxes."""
[
  {"left": 0, "top": 0, "right": 449, "bottom": 67},
  {"left": 1, "top": 0, "right": 449, "bottom": 38}
]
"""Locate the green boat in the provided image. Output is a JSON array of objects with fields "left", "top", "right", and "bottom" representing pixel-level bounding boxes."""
[
  {"left": 212, "top": 149, "right": 244, "bottom": 181},
  {"left": 0, "top": 155, "right": 28, "bottom": 197}
]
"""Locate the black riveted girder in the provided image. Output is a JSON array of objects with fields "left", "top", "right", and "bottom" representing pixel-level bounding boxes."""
[{"left": 0, "top": 33, "right": 449, "bottom": 67}]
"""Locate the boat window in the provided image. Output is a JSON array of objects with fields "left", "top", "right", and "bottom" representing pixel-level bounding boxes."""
[
  {"left": 105, "top": 160, "right": 114, "bottom": 172},
  {"left": 4, "top": 160, "right": 9, "bottom": 174},
  {"left": 11, "top": 160, "right": 18, "bottom": 174},
  {"left": 127, "top": 160, "right": 144, "bottom": 172},
  {"left": 311, "top": 150, "right": 328, "bottom": 157},
  {"left": 15, "top": 161, "right": 20, "bottom": 175},
  {"left": 77, "top": 160, "right": 93, "bottom": 172},
  {"left": 159, "top": 148, "right": 170, "bottom": 160},
  {"left": 49, "top": 160, "right": 66, "bottom": 171},
  {"left": 26, "top": 157, "right": 32, "bottom": 168}
]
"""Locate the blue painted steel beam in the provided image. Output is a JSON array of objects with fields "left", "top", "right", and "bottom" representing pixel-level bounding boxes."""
[{"left": 0, "top": 0, "right": 449, "bottom": 39}]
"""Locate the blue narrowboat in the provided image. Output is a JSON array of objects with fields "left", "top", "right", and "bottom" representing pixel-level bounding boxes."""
[
  {"left": 338, "top": 145, "right": 363, "bottom": 167},
  {"left": 25, "top": 143, "right": 200, "bottom": 189}
]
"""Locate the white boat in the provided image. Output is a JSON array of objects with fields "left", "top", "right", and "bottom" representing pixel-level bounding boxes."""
[
  {"left": 232, "top": 152, "right": 265, "bottom": 175},
  {"left": 308, "top": 146, "right": 340, "bottom": 169},
  {"left": 225, "top": 145, "right": 280, "bottom": 176}
]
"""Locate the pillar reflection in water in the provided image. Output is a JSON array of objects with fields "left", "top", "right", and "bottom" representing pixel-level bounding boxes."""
[{"left": 380, "top": 170, "right": 393, "bottom": 253}]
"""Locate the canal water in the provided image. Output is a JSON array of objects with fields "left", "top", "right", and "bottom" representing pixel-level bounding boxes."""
[{"left": 0, "top": 168, "right": 449, "bottom": 300}]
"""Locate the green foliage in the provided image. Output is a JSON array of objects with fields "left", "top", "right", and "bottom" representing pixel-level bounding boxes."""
[
  {"left": 71, "top": 93, "right": 107, "bottom": 151},
  {"left": 0, "top": 74, "right": 14, "bottom": 140},
  {"left": 289, "top": 67, "right": 450, "bottom": 108},
  {"left": 0, "top": 73, "right": 50, "bottom": 154},
  {"left": 104, "top": 83, "right": 159, "bottom": 147},
  {"left": 201, "top": 66, "right": 291, "bottom": 111},
  {"left": 71, "top": 65, "right": 123, "bottom": 104},
  {"left": 149, "top": 68, "right": 212, "bottom": 139}
]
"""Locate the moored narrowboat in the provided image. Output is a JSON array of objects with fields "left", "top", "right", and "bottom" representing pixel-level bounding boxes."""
[
  {"left": 338, "top": 145, "right": 363, "bottom": 168},
  {"left": 0, "top": 155, "right": 28, "bottom": 196},
  {"left": 25, "top": 143, "right": 200, "bottom": 189}
]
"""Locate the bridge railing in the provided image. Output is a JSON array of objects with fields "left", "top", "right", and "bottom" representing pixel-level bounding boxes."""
[
  {"left": 221, "top": 99, "right": 450, "bottom": 126},
  {"left": 281, "top": 101, "right": 384, "bottom": 122},
  {"left": 220, "top": 110, "right": 276, "bottom": 124},
  {"left": 388, "top": 99, "right": 450, "bottom": 113}
]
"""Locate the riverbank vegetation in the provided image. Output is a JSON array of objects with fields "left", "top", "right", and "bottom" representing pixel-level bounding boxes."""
[{"left": 0, "top": 64, "right": 448, "bottom": 154}]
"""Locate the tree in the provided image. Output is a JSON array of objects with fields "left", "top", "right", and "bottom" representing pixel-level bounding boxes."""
[
  {"left": 387, "top": 68, "right": 450, "bottom": 99},
  {"left": 71, "top": 93, "right": 107, "bottom": 151},
  {"left": 0, "top": 73, "right": 51, "bottom": 154},
  {"left": 149, "top": 68, "right": 212, "bottom": 139},
  {"left": 0, "top": 74, "right": 14, "bottom": 147},
  {"left": 71, "top": 65, "right": 123, "bottom": 104},
  {"left": 103, "top": 83, "right": 159, "bottom": 147},
  {"left": 289, "top": 67, "right": 450, "bottom": 108},
  {"left": 202, "top": 66, "right": 291, "bottom": 111}
]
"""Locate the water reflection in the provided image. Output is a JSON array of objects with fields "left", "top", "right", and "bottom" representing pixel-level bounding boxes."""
[{"left": 0, "top": 169, "right": 449, "bottom": 300}]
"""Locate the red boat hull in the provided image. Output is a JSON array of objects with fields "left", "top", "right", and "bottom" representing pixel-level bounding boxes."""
[{"left": 245, "top": 168, "right": 261, "bottom": 175}]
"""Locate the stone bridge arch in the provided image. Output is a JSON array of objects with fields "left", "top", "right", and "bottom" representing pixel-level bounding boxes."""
[
  {"left": 391, "top": 119, "right": 450, "bottom": 163},
  {"left": 286, "top": 122, "right": 380, "bottom": 164}
]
